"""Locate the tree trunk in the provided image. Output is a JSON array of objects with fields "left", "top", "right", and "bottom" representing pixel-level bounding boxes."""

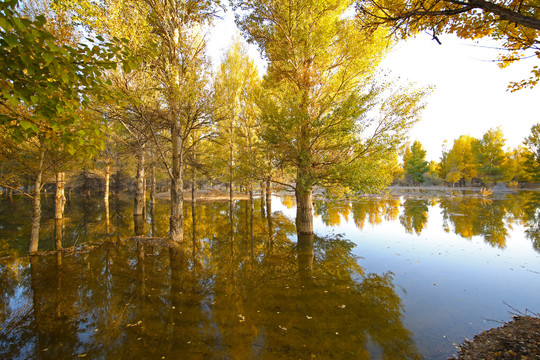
[
  {"left": 29, "top": 150, "right": 45, "bottom": 253},
  {"left": 297, "top": 232, "right": 314, "bottom": 287},
  {"left": 137, "top": 241, "right": 146, "bottom": 306},
  {"left": 150, "top": 164, "right": 156, "bottom": 206},
  {"left": 134, "top": 148, "right": 145, "bottom": 216},
  {"left": 55, "top": 172, "right": 66, "bottom": 220},
  {"left": 229, "top": 120, "right": 234, "bottom": 203},
  {"left": 265, "top": 178, "right": 272, "bottom": 208},
  {"left": 105, "top": 197, "right": 110, "bottom": 239},
  {"left": 250, "top": 194, "right": 254, "bottom": 258},
  {"left": 170, "top": 122, "right": 184, "bottom": 243},
  {"left": 192, "top": 166, "right": 196, "bottom": 203},
  {"left": 134, "top": 214, "right": 145, "bottom": 236},
  {"left": 115, "top": 169, "right": 121, "bottom": 195},
  {"left": 266, "top": 194, "right": 273, "bottom": 251},
  {"left": 229, "top": 200, "right": 234, "bottom": 256},
  {"left": 137, "top": 241, "right": 146, "bottom": 317},
  {"left": 55, "top": 218, "right": 63, "bottom": 250},
  {"left": 260, "top": 180, "right": 265, "bottom": 206},
  {"left": 104, "top": 164, "right": 110, "bottom": 201},
  {"left": 249, "top": 184, "right": 254, "bottom": 212},
  {"left": 191, "top": 171, "right": 197, "bottom": 252},
  {"left": 295, "top": 180, "right": 314, "bottom": 235},
  {"left": 150, "top": 201, "right": 156, "bottom": 237},
  {"left": 191, "top": 196, "right": 197, "bottom": 244}
]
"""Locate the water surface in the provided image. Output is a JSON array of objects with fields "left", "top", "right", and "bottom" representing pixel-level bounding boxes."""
[{"left": 0, "top": 192, "right": 539, "bottom": 359}]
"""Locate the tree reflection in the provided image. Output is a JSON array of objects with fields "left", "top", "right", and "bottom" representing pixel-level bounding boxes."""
[
  {"left": 314, "top": 200, "right": 352, "bottom": 226},
  {"left": 0, "top": 198, "right": 420, "bottom": 359},
  {"left": 399, "top": 199, "right": 430, "bottom": 235},
  {"left": 511, "top": 192, "right": 540, "bottom": 253},
  {"left": 3, "top": 192, "right": 540, "bottom": 262},
  {"left": 439, "top": 197, "right": 509, "bottom": 248},
  {"left": 351, "top": 198, "right": 401, "bottom": 230}
]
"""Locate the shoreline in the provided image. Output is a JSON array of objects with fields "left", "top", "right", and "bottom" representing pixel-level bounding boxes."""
[
  {"left": 451, "top": 315, "right": 540, "bottom": 359},
  {"left": 153, "top": 185, "right": 540, "bottom": 202},
  {"left": 155, "top": 188, "right": 251, "bottom": 201}
]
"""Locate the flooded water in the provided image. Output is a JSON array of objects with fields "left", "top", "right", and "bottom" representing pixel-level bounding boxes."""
[{"left": 0, "top": 192, "right": 539, "bottom": 359}]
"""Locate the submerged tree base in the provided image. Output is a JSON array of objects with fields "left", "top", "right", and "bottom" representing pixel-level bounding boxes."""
[{"left": 452, "top": 315, "right": 540, "bottom": 359}]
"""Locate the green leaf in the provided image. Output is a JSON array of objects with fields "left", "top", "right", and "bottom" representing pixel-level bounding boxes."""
[
  {"left": 20, "top": 120, "right": 32, "bottom": 130},
  {"left": 12, "top": 17, "right": 26, "bottom": 31},
  {"left": 44, "top": 53, "right": 53, "bottom": 64},
  {"left": 62, "top": 73, "right": 70, "bottom": 83},
  {"left": 30, "top": 95, "right": 39, "bottom": 104},
  {"left": 4, "top": 36, "right": 18, "bottom": 48},
  {"left": 0, "top": 16, "right": 10, "bottom": 31},
  {"left": 8, "top": 96, "right": 19, "bottom": 107},
  {"left": 47, "top": 41, "right": 58, "bottom": 52},
  {"left": 122, "top": 62, "right": 131, "bottom": 73},
  {"left": 35, "top": 15, "right": 46, "bottom": 26}
]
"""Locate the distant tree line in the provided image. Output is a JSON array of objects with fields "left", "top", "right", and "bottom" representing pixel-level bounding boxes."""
[{"left": 396, "top": 125, "right": 540, "bottom": 186}]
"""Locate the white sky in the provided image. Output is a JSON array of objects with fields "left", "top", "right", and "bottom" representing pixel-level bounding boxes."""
[
  {"left": 381, "top": 35, "right": 540, "bottom": 162},
  {"left": 207, "top": 11, "right": 540, "bottom": 162}
]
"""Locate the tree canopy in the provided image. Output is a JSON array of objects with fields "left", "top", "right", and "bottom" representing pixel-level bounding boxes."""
[
  {"left": 0, "top": 0, "right": 130, "bottom": 155},
  {"left": 404, "top": 140, "right": 429, "bottom": 183},
  {"left": 357, "top": 0, "right": 540, "bottom": 90}
]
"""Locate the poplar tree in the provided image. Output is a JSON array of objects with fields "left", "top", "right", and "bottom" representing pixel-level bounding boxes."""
[
  {"left": 405, "top": 140, "right": 429, "bottom": 184},
  {"left": 523, "top": 123, "right": 540, "bottom": 181},
  {"left": 234, "top": 0, "right": 427, "bottom": 235},
  {"left": 213, "top": 38, "right": 260, "bottom": 202}
]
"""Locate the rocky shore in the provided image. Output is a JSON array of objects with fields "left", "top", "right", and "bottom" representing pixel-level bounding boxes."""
[{"left": 452, "top": 315, "right": 540, "bottom": 359}]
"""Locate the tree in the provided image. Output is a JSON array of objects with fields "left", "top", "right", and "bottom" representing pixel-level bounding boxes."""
[
  {"left": 234, "top": 0, "right": 427, "bottom": 236},
  {"left": 0, "top": 0, "right": 127, "bottom": 253},
  {"left": 404, "top": 140, "right": 429, "bottom": 184},
  {"left": 441, "top": 135, "right": 478, "bottom": 185},
  {"left": 213, "top": 38, "right": 261, "bottom": 202},
  {"left": 60, "top": 0, "right": 219, "bottom": 243},
  {"left": 357, "top": 0, "right": 540, "bottom": 90},
  {"left": 146, "top": 0, "right": 219, "bottom": 243},
  {"left": 0, "top": 0, "right": 122, "bottom": 150},
  {"left": 473, "top": 127, "right": 507, "bottom": 183},
  {"left": 402, "top": 144, "right": 412, "bottom": 174},
  {"left": 523, "top": 123, "right": 540, "bottom": 181},
  {"left": 502, "top": 145, "right": 530, "bottom": 182},
  {"left": 81, "top": 0, "right": 157, "bottom": 213}
]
